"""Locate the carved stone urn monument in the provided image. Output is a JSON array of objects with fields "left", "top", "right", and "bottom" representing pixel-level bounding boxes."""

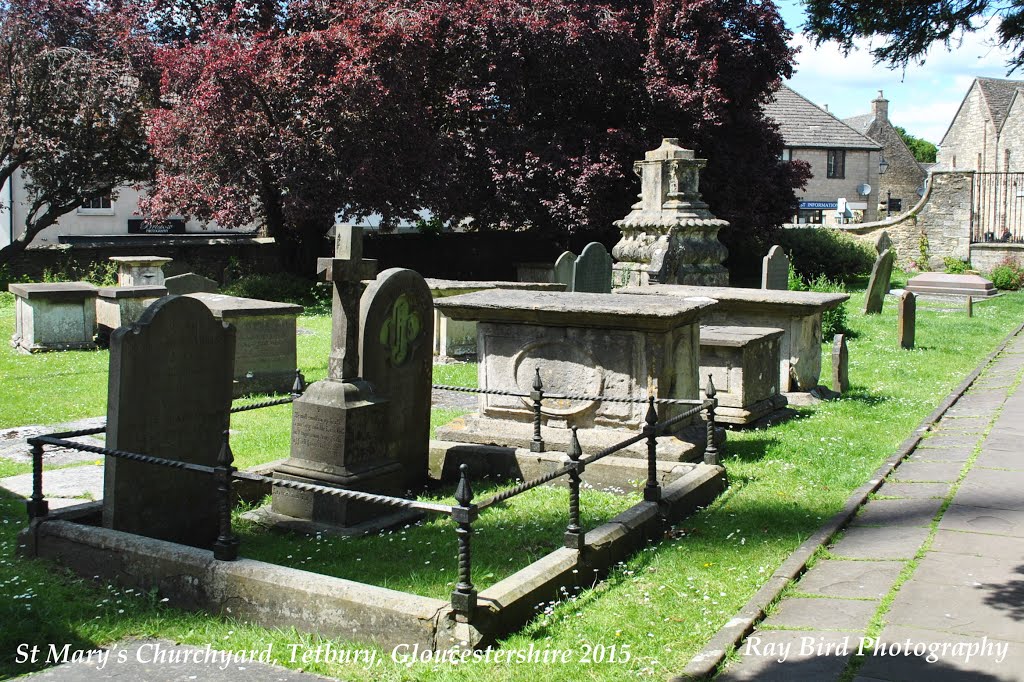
[{"left": 611, "top": 138, "right": 729, "bottom": 287}]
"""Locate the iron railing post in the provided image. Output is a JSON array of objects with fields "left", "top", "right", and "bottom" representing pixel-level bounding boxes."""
[
  {"left": 643, "top": 397, "right": 661, "bottom": 502},
  {"left": 291, "top": 369, "right": 307, "bottom": 397},
  {"left": 26, "top": 440, "right": 48, "bottom": 519},
  {"left": 704, "top": 375, "right": 720, "bottom": 466},
  {"left": 530, "top": 367, "right": 545, "bottom": 453},
  {"left": 451, "top": 464, "right": 478, "bottom": 621},
  {"left": 565, "top": 427, "right": 585, "bottom": 550},
  {"left": 213, "top": 431, "right": 240, "bottom": 561}
]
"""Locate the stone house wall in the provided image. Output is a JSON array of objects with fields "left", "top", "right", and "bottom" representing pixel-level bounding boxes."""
[
  {"left": 792, "top": 148, "right": 881, "bottom": 222},
  {"left": 937, "top": 83, "right": 996, "bottom": 171}
]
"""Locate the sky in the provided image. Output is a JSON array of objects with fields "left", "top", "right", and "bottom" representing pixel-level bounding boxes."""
[{"left": 777, "top": 0, "right": 1020, "bottom": 143}]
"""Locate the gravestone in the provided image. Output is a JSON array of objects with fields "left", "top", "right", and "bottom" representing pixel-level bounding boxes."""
[
  {"left": 573, "top": 242, "right": 613, "bottom": 293},
  {"left": 832, "top": 334, "right": 849, "bottom": 393},
  {"left": 761, "top": 245, "right": 789, "bottom": 290},
  {"left": 553, "top": 251, "right": 577, "bottom": 292},
  {"left": 863, "top": 248, "right": 895, "bottom": 314},
  {"left": 359, "top": 269, "right": 434, "bottom": 491},
  {"left": 898, "top": 291, "right": 916, "bottom": 350},
  {"left": 874, "top": 230, "right": 892, "bottom": 255},
  {"left": 165, "top": 272, "right": 219, "bottom": 295},
  {"left": 103, "top": 296, "right": 235, "bottom": 548}
]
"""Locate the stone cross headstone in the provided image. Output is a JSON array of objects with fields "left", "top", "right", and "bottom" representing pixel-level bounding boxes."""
[
  {"left": 572, "top": 242, "right": 613, "bottom": 293},
  {"left": 165, "top": 272, "right": 219, "bottom": 295},
  {"left": 898, "top": 291, "right": 916, "bottom": 349},
  {"left": 863, "top": 248, "right": 895, "bottom": 314},
  {"left": 359, "top": 269, "right": 434, "bottom": 491},
  {"left": 553, "top": 250, "right": 577, "bottom": 292},
  {"left": 320, "top": 225, "right": 379, "bottom": 379},
  {"left": 761, "top": 245, "right": 789, "bottom": 290},
  {"left": 103, "top": 296, "right": 235, "bottom": 548},
  {"left": 832, "top": 334, "right": 849, "bottom": 393}
]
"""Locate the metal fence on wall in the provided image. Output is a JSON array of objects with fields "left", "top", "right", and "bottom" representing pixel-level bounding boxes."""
[{"left": 971, "top": 172, "right": 1024, "bottom": 243}]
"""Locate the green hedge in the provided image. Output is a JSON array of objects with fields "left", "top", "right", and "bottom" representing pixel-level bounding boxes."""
[{"left": 775, "top": 228, "right": 876, "bottom": 283}]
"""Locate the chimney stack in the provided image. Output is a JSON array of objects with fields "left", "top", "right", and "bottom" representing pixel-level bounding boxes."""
[{"left": 872, "top": 90, "right": 889, "bottom": 121}]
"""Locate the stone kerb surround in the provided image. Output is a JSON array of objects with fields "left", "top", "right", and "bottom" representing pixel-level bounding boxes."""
[
  {"left": 434, "top": 289, "right": 715, "bottom": 461},
  {"left": 618, "top": 285, "right": 849, "bottom": 393}
]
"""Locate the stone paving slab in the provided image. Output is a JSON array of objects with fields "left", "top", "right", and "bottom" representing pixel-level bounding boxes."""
[
  {"left": 851, "top": 498, "right": 944, "bottom": 528},
  {"left": 828, "top": 525, "right": 932, "bottom": 560},
  {"left": 874, "top": 482, "right": 952, "bottom": 499},
  {"left": 939, "top": 504, "right": 1024, "bottom": 537},
  {"left": 885, "top": 582, "right": 1024, "bottom": 642},
  {"left": 980, "top": 432, "right": 1023, "bottom": 452},
  {"left": 905, "top": 446, "right": 974, "bottom": 463},
  {"left": 890, "top": 461, "right": 964, "bottom": 482},
  {"left": 936, "top": 416, "right": 991, "bottom": 431},
  {"left": 974, "top": 449, "right": 1024, "bottom": 470},
  {"left": 26, "top": 639, "right": 333, "bottom": 681},
  {"left": 916, "top": 433, "right": 984, "bottom": 449},
  {"left": 0, "top": 464, "right": 103, "bottom": 505},
  {"left": 795, "top": 560, "right": 904, "bottom": 600},
  {"left": 955, "top": 467, "right": 1024, "bottom": 510},
  {"left": 718, "top": 630, "right": 855, "bottom": 681},
  {"left": 913, "top": 551, "right": 1024, "bottom": 589},
  {"left": 761, "top": 597, "right": 877, "bottom": 631},
  {"left": 856, "top": 625, "right": 1022, "bottom": 682},
  {"left": 930, "top": 529, "right": 1024, "bottom": 560}
]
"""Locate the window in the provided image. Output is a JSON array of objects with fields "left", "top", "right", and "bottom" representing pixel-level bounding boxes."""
[
  {"left": 80, "top": 195, "right": 112, "bottom": 210},
  {"left": 781, "top": 148, "right": 792, "bottom": 161},
  {"left": 826, "top": 149, "right": 846, "bottom": 179}
]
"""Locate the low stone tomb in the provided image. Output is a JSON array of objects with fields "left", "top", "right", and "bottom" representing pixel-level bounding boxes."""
[
  {"left": 9, "top": 282, "right": 98, "bottom": 353},
  {"left": 109, "top": 256, "right": 172, "bottom": 286},
  {"left": 427, "top": 279, "right": 565, "bottom": 357},
  {"left": 699, "top": 326, "right": 787, "bottom": 425},
  {"left": 905, "top": 273, "right": 998, "bottom": 299},
  {"left": 434, "top": 289, "right": 716, "bottom": 461},
  {"left": 618, "top": 284, "right": 848, "bottom": 393},
  {"left": 186, "top": 293, "right": 302, "bottom": 397},
  {"left": 165, "top": 272, "right": 219, "bottom": 295},
  {"left": 95, "top": 285, "right": 167, "bottom": 343}
]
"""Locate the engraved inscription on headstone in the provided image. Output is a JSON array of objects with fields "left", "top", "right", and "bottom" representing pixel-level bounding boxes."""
[
  {"left": 863, "top": 248, "right": 895, "bottom": 314},
  {"left": 761, "top": 245, "right": 789, "bottom": 290},
  {"left": 103, "top": 295, "right": 235, "bottom": 548},
  {"left": 898, "top": 291, "right": 916, "bottom": 350},
  {"left": 832, "top": 333, "right": 849, "bottom": 393},
  {"left": 573, "top": 242, "right": 613, "bottom": 294},
  {"left": 553, "top": 251, "right": 577, "bottom": 292}
]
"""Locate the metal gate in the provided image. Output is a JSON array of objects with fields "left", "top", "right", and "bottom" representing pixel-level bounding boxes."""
[{"left": 971, "top": 172, "right": 1024, "bottom": 243}]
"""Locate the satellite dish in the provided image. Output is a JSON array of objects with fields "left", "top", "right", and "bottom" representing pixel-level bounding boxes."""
[{"left": 857, "top": 183, "right": 872, "bottom": 197}]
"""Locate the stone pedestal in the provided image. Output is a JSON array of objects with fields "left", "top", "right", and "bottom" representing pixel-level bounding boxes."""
[
  {"left": 109, "top": 256, "right": 172, "bottom": 287},
  {"left": 9, "top": 282, "right": 97, "bottom": 353},
  {"left": 434, "top": 290, "right": 716, "bottom": 461},
  {"left": 612, "top": 138, "right": 729, "bottom": 287},
  {"left": 187, "top": 293, "right": 303, "bottom": 397},
  {"left": 95, "top": 286, "right": 167, "bottom": 343},
  {"left": 619, "top": 285, "right": 848, "bottom": 393},
  {"left": 699, "top": 326, "right": 787, "bottom": 425}
]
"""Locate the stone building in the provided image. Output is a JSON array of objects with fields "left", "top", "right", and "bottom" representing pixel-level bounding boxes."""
[
  {"left": 765, "top": 84, "right": 883, "bottom": 224},
  {"left": 937, "top": 77, "right": 1024, "bottom": 172},
  {"left": 844, "top": 91, "right": 927, "bottom": 218}
]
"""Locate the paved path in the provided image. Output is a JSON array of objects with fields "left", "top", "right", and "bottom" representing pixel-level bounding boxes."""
[{"left": 718, "top": 333, "right": 1024, "bottom": 681}]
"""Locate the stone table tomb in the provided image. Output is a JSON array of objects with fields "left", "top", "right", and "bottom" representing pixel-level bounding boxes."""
[
  {"left": 109, "top": 256, "right": 172, "bottom": 287},
  {"left": 9, "top": 282, "right": 98, "bottom": 353},
  {"left": 905, "top": 273, "right": 998, "bottom": 299},
  {"left": 699, "top": 326, "right": 786, "bottom": 425},
  {"left": 95, "top": 285, "right": 167, "bottom": 343}
]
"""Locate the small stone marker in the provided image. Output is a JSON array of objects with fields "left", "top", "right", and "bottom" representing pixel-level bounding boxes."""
[
  {"left": 863, "top": 248, "right": 895, "bottom": 314},
  {"left": 832, "top": 334, "right": 849, "bottom": 393},
  {"left": 967, "top": 295, "right": 974, "bottom": 317},
  {"left": 898, "top": 291, "right": 916, "bottom": 350},
  {"left": 103, "top": 296, "right": 235, "bottom": 548},
  {"left": 573, "top": 242, "right": 613, "bottom": 293},
  {"left": 359, "top": 269, "right": 434, "bottom": 491},
  {"left": 553, "top": 250, "right": 577, "bottom": 292},
  {"left": 874, "top": 230, "right": 892, "bottom": 254},
  {"left": 165, "top": 272, "right": 219, "bottom": 295},
  {"left": 761, "top": 245, "right": 789, "bottom": 290}
]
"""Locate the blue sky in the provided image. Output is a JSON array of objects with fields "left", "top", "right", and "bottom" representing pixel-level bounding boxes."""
[{"left": 777, "top": 1, "right": 1019, "bottom": 143}]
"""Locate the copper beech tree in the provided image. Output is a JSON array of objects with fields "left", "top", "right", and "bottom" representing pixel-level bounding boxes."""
[
  {"left": 0, "top": 0, "right": 153, "bottom": 267},
  {"left": 141, "top": 0, "right": 808, "bottom": 271}
]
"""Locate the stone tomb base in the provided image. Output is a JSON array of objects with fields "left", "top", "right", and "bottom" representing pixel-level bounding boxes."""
[
  {"left": 9, "top": 282, "right": 98, "bottom": 353},
  {"left": 95, "top": 285, "right": 167, "bottom": 343},
  {"left": 699, "top": 325, "right": 790, "bottom": 426}
]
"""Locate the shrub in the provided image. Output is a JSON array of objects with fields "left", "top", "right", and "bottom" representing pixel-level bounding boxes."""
[
  {"left": 806, "top": 274, "right": 849, "bottom": 341},
  {"left": 222, "top": 273, "right": 320, "bottom": 306},
  {"left": 775, "top": 228, "right": 877, "bottom": 283},
  {"left": 943, "top": 256, "right": 971, "bottom": 274},
  {"left": 989, "top": 257, "right": 1024, "bottom": 291}
]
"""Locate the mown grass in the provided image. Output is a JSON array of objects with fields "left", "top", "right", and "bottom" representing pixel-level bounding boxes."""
[{"left": 1, "top": 285, "right": 1022, "bottom": 680}]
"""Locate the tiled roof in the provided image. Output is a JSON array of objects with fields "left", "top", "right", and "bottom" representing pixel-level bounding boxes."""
[
  {"left": 977, "top": 77, "right": 1024, "bottom": 131},
  {"left": 843, "top": 113, "right": 874, "bottom": 135},
  {"left": 765, "top": 84, "right": 880, "bottom": 150}
]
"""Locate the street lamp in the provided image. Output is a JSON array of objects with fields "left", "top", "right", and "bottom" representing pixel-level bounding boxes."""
[{"left": 878, "top": 154, "right": 890, "bottom": 219}]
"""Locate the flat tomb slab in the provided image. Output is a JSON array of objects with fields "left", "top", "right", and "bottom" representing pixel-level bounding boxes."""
[
  {"left": 905, "top": 273, "right": 998, "bottom": 298},
  {"left": 616, "top": 284, "right": 849, "bottom": 314}
]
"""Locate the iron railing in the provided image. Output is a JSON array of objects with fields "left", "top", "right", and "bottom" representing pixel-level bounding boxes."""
[
  {"left": 23, "top": 367, "right": 721, "bottom": 624},
  {"left": 971, "top": 172, "right": 1024, "bottom": 243}
]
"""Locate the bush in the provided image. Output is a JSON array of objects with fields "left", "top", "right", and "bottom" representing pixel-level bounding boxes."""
[
  {"left": 943, "top": 257, "right": 971, "bottom": 274},
  {"left": 222, "top": 272, "right": 321, "bottom": 306},
  {"left": 989, "top": 257, "right": 1024, "bottom": 291},
  {"left": 788, "top": 264, "right": 848, "bottom": 340},
  {"left": 775, "top": 228, "right": 877, "bottom": 283}
]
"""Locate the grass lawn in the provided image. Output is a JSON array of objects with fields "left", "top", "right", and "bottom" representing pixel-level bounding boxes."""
[{"left": 1, "top": 284, "right": 1022, "bottom": 680}]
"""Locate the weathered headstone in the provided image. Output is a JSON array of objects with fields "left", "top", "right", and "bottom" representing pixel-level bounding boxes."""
[
  {"left": 863, "top": 248, "right": 895, "bottom": 314},
  {"left": 553, "top": 251, "right": 577, "bottom": 292},
  {"left": 832, "top": 334, "right": 849, "bottom": 393},
  {"left": 165, "top": 272, "right": 219, "bottom": 295},
  {"left": 761, "top": 245, "right": 789, "bottom": 290},
  {"left": 573, "top": 242, "right": 612, "bottom": 294},
  {"left": 898, "top": 291, "right": 916, "bottom": 349},
  {"left": 359, "top": 269, "right": 434, "bottom": 491},
  {"left": 874, "top": 230, "right": 892, "bottom": 255},
  {"left": 103, "top": 296, "right": 235, "bottom": 548}
]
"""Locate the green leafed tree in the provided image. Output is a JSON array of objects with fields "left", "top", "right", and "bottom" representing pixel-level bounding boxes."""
[{"left": 894, "top": 126, "right": 938, "bottom": 163}]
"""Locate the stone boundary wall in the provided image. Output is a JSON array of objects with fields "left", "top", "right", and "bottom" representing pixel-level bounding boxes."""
[{"left": 970, "top": 243, "right": 1024, "bottom": 270}]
